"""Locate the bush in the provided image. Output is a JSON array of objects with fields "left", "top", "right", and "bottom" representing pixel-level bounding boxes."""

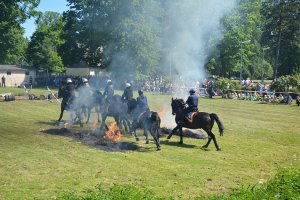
[
  {"left": 207, "top": 168, "right": 300, "bottom": 200},
  {"left": 270, "top": 74, "right": 300, "bottom": 93}
]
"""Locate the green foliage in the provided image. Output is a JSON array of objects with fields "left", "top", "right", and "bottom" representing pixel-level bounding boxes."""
[
  {"left": 26, "top": 11, "right": 65, "bottom": 73},
  {"left": 58, "top": 184, "right": 164, "bottom": 200},
  {"left": 261, "top": 0, "right": 300, "bottom": 78},
  {"left": 270, "top": 74, "right": 300, "bottom": 92},
  {"left": 209, "top": 168, "right": 300, "bottom": 200},
  {"left": 0, "top": 0, "right": 39, "bottom": 64}
]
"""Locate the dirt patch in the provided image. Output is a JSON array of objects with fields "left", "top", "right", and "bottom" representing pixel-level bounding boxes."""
[{"left": 40, "top": 128, "right": 139, "bottom": 152}]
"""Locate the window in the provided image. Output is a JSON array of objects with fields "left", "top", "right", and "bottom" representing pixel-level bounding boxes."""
[{"left": 7, "top": 71, "right": 11, "bottom": 75}]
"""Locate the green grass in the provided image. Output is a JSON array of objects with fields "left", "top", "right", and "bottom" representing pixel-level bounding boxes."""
[{"left": 0, "top": 89, "right": 299, "bottom": 199}]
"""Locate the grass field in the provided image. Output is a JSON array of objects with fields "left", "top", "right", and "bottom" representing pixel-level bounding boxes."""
[{"left": 0, "top": 88, "right": 299, "bottom": 199}]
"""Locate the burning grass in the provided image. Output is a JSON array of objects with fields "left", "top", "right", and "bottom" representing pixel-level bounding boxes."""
[{"left": 40, "top": 122, "right": 139, "bottom": 152}]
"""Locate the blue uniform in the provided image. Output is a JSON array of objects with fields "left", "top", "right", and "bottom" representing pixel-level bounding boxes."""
[
  {"left": 137, "top": 95, "right": 149, "bottom": 111},
  {"left": 185, "top": 93, "right": 198, "bottom": 114}
]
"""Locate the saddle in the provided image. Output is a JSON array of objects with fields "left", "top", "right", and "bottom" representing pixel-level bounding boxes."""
[{"left": 185, "top": 112, "right": 197, "bottom": 123}]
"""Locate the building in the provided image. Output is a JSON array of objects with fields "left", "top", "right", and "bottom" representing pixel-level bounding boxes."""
[{"left": 0, "top": 65, "right": 36, "bottom": 87}]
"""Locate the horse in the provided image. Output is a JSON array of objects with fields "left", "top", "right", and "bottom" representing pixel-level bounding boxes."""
[
  {"left": 168, "top": 98, "right": 224, "bottom": 151},
  {"left": 99, "top": 94, "right": 131, "bottom": 132},
  {"left": 84, "top": 90, "right": 102, "bottom": 124},
  {"left": 127, "top": 99, "right": 161, "bottom": 150}
]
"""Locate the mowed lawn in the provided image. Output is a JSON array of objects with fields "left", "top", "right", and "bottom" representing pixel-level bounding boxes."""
[{"left": 0, "top": 90, "right": 299, "bottom": 199}]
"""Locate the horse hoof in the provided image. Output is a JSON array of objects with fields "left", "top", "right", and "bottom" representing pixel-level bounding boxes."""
[
  {"left": 217, "top": 148, "right": 221, "bottom": 151},
  {"left": 136, "top": 137, "right": 140, "bottom": 141},
  {"left": 157, "top": 147, "right": 161, "bottom": 151},
  {"left": 146, "top": 140, "right": 149, "bottom": 144},
  {"left": 179, "top": 141, "right": 183, "bottom": 145},
  {"left": 167, "top": 136, "right": 171, "bottom": 139}
]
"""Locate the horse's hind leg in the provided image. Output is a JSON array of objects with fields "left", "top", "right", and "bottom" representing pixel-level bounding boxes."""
[{"left": 202, "top": 128, "right": 221, "bottom": 151}]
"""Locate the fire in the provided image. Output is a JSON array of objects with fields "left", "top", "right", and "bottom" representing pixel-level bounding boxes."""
[
  {"left": 102, "top": 122, "right": 122, "bottom": 144},
  {"left": 158, "top": 109, "right": 167, "bottom": 118}
]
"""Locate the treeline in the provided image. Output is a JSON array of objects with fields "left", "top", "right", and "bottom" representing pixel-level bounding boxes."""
[{"left": 1, "top": 0, "right": 299, "bottom": 80}]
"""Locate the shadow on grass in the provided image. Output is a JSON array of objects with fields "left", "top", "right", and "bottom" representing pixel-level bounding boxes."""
[
  {"left": 39, "top": 127, "right": 154, "bottom": 153},
  {"left": 160, "top": 140, "right": 197, "bottom": 149},
  {"left": 36, "top": 120, "right": 60, "bottom": 126}
]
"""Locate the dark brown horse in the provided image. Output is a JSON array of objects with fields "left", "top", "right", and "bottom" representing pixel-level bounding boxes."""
[{"left": 168, "top": 98, "right": 224, "bottom": 151}]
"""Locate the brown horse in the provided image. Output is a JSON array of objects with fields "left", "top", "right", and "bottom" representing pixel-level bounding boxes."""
[{"left": 167, "top": 98, "right": 224, "bottom": 151}]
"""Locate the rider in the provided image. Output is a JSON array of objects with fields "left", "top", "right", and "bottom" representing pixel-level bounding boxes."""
[
  {"left": 78, "top": 78, "right": 92, "bottom": 117},
  {"left": 57, "top": 78, "right": 76, "bottom": 121},
  {"left": 103, "top": 79, "right": 114, "bottom": 103},
  {"left": 184, "top": 88, "right": 198, "bottom": 120},
  {"left": 136, "top": 89, "right": 150, "bottom": 112},
  {"left": 122, "top": 82, "right": 133, "bottom": 102}
]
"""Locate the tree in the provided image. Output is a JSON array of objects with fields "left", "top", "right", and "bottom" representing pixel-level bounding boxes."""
[
  {"left": 261, "top": 0, "right": 300, "bottom": 78},
  {"left": 62, "top": 0, "right": 162, "bottom": 79},
  {"left": 26, "top": 11, "right": 65, "bottom": 73},
  {"left": 207, "top": 0, "right": 264, "bottom": 79},
  {"left": 0, "top": 0, "right": 39, "bottom": 64}
]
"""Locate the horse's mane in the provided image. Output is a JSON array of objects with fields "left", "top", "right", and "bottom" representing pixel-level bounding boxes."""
[{"left": 174, "top": 98, "right": 186, "bottom": 108}]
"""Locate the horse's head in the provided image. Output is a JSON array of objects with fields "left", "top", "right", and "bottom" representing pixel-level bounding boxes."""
[{"left": 171, "top": 98, "right": 185, "bottom": 115}]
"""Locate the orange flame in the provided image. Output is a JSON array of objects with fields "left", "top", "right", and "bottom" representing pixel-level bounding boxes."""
[
  {"left": 158, "top": 109, "right": 167, "bottom": 118},
  {"left": 103, "top": 122, "right": 122, "bottom": 144}
]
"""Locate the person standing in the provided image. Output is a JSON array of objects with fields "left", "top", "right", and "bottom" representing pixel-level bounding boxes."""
[{"left": 1, "top": 75, "right": 6, "bottom": 87}]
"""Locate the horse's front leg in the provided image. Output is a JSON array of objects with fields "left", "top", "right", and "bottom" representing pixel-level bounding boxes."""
[
  {"left": 100, "top": 114, "right": 108, "bottom": 130},
  {"left": 179, "top": 126, "right": 183, "bottom": 144},
  {"left": 144, "top": 128, "right": 149, "bottom": 144},
  {"left": 167, "top": 125, "right": 179, "bottom": 139},
  {"left": 86, "top": 108, "right": 91, "bottom": 124},
  {"left": 58, "top": 104, "right": 65, "bottom": 121}
]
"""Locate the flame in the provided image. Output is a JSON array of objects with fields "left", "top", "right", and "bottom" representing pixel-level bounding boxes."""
[
  {"left": 158, "top": 109, "right": 167, "bottom": 118},
  {"left": 103, "top": 122, "right": 122, "bottom": 144}
]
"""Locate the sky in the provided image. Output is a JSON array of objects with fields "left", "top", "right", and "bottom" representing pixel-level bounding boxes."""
[{"left": 22, "top": 0, "right": 69, "bottom": 39}]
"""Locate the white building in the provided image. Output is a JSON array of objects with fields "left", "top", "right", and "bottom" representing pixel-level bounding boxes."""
[{"left": 0, "top": 65, "right": 36, "bottom": 87}]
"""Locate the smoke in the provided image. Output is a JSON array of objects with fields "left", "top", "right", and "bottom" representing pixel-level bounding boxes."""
[{"left": 162, "top": 0, "right": 236, "bottom": 82}]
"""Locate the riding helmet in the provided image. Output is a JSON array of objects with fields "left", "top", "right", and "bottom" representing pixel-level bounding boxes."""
[
  {"left": 66, "top": 78, "right": 72, "bottom": 84},
  {"left": 138, "top": 89, "right": 143, "bottom": 95},
  {"left": 126, "top": 83, "right": 131, "bottom": 87},
  {"left": 107, "top": 79, "right": 112, "bottom": 84},
  {"left": 189, "top": 88, "right": 195, "bottom": 94},
  {"left": 82, "top": 78, "right": 88, "bottom": 83}
]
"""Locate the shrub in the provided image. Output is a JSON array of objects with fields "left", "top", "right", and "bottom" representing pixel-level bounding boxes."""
[{"left": 207, "top": 168, "right": 300, "bottom": 200}]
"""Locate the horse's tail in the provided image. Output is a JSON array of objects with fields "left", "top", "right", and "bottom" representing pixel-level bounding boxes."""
[{"left": 210, "top": 113, "right": 224, "bottom": 136}]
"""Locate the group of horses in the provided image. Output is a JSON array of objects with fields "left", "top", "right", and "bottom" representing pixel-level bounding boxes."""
[{"left": 57, "top": 86, "right": 224, "bottom": 151}]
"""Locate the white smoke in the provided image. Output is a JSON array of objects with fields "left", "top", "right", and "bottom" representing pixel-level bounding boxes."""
[{"left": 163, "top": 0, "right": 236, "bottom": 82}]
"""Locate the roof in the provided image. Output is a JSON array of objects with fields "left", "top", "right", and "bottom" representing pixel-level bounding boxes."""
[{"left": 0, "top": 65, "right": 35, "bottom": 71}]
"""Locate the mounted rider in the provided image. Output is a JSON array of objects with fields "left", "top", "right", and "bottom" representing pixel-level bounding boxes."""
[
  {"left": 137, "top": 89, "right": 150, "bottom": 112},
  {"left": 57, "top": 78, "right": 76, "bottom": 121},
  {"left": 103, "top": 79, "right": 114, "bottom": 103},
  {"left": 122, "top": 83, "right": 133, "bottom": 101},
  {"left": 184, "top": 88, "right": 198, "bottom": 121},
  {"left": 77, "top": 77, "right": 92, "bottom": 117}
]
